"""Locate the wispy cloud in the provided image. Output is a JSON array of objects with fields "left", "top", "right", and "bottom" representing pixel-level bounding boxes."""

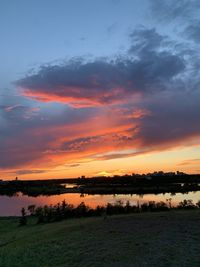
[
  {"left": 15, "top": 169, "right": 48, "bottom": 175},
  {"left": 178, "top": 159, "right": 200, "bottom": 166}
]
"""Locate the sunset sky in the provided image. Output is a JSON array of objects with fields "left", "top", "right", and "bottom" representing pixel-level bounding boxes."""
[{"left": 0, "top": 0, "right": 200, "bottom": 180}]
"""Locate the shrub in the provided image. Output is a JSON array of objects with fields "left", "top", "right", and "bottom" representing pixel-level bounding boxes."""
[{"left": 19, "top": 207, "right": 27, "bottom": 226}]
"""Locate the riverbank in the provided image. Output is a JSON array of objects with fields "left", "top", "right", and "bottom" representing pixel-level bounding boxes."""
[
  {"left": 1, "top": 184, "right": 200, "bottom": 197},
  {"left": 1, "top": 174, "right": 200, "bottom": 197},
  {"left": 0, "top": 210, "right": 199, "bottom": 267}
]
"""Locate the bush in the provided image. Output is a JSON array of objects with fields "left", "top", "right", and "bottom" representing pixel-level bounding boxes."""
[
  {"left": 177, "top": 199, "right": 196, "bottom": 209},
  {"left": 19, "top": 207, "right": 27, "bottom": 226}
]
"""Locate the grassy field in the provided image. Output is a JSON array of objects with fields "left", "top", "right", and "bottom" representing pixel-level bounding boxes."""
[{"left": 0, "top": 210, "right": 199, "bottom": 267}]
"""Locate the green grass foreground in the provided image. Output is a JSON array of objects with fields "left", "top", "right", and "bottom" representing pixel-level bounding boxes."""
[{"left": 0, "top": 210, "right": 200, "bottom": 267}]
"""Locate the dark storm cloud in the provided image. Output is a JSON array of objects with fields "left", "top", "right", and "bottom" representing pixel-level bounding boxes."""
[
  {"left": 137, "top": 91, "right": 200, "bottom": 148},
  {"left": 15, "top": 60, "right": 133, "bottom": 105},
  {"left": 129, "top": 28, "right": 166, "bottom": 53},
  {"left": 15, "top": 28, "right": 185, "bottom": 106},
  {"left": 128, "top": 28, "right": 185, "bottom": 91}
]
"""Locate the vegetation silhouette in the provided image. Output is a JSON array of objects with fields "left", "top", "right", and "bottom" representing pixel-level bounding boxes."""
[
  {"left": 19, "top": 207, "right": 27, "bottom": 226},
  {"left": 19, "top": 199, "right": 200, "bottom": 226}
]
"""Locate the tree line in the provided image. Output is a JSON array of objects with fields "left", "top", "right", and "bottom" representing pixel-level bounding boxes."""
[{"left": 19, "top": 199, "right": 200, "bottom": 226}]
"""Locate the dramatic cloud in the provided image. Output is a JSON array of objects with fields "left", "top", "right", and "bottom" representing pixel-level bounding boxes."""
[
  {"left": 137, "top": 91, "right": 200, "bottom": 148},
  {"left": 0, "top": 94, "right": 137, "bottom": 169},
  {"left": 15, "top": 60, "right": 133, "bottom": 106},
  {"left": 15, "top": 28, "right": 185, "bottom": 107},
  {"left": 1, "top": 20, "right": 200, "bottom": 176},
  {"left": 0, "top": 95, "right": 99, "bottom": 168}
]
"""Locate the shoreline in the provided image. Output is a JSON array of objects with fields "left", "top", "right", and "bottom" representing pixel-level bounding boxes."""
[{"left": 0, "top": 185, "right": 200, "bottom": 197}]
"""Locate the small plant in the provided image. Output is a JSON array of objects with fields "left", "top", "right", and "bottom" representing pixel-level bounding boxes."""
[{"left": 19, "top": 207, "right": 27, "bottom": 226}]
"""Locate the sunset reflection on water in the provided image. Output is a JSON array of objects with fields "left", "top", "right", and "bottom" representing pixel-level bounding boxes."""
[{"left": 0, "top": 191, "right": 199, "bottom": 216}]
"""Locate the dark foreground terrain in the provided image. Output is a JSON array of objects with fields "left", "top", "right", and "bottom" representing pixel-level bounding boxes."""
[{"left": 0, "top": 210, "right": 199, "bottom": 267}]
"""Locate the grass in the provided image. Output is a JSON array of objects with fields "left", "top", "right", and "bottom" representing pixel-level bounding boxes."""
[{"left": 0, "top": 210, "right": 200, "bottom": 267}]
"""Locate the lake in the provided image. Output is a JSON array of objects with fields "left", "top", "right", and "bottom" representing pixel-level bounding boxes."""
[{"left": 0, "top": 191, "right": 200, "bottom": 216}]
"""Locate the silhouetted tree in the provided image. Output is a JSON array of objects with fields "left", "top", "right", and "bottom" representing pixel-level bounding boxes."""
[
  {"left": 178, "top": 199, "right": 196, "bottom": 209},
  {"left": 125, "top": 200, "right": 131, "bottom": 213},
  {"left": 28, "top": 204, "right": 36, "bottom": 216},
  {"left": 76, "top": 202, "right": 89, "bottom": 217},
  {"left": 196, "top": 200, "right": 200, "bottom": 208},
  {"left": 19, "top": 207, "right": 27, "bottom": 226},
  {"left": 25, "top": 198, "right": 200, "bottom": 225},
  {"left": 156, "top": 201, "right": 169, "bottom": 211},
  {"left": 55, "top": 203, "right": 62, "bottom": 221},
  {"left": 35, "top": 207, "right": 44, "bottom": 223},
  {"left": 166, "top": 198, "right": 172, "bottom": 209}
]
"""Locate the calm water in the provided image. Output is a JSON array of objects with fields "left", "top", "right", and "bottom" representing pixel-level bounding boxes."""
[{"left": 0, "top": 191, "right": 200, "bottom": 216}]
